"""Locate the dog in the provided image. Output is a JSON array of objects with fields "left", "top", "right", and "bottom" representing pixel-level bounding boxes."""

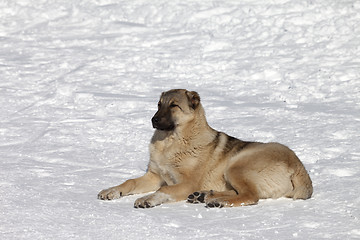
[{"left": 98, "top": 89, "right": 313, "bottom": 208}]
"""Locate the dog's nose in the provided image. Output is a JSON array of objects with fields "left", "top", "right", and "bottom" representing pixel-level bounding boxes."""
[
  {"left": 151, "top": 116, "right": 160, "bottom": 129},
  {"left": 152, "top": 117, "right": 159, "bottom": 124}
]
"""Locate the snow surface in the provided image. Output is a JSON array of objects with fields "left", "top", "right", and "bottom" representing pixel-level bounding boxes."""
[{"left": 1, "top": 0, "right": 360, "bottom": 239}]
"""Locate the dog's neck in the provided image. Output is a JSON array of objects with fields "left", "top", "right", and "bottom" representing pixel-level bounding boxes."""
[{"left": 172, "top": 104, "right": 216, "bottom": 144}]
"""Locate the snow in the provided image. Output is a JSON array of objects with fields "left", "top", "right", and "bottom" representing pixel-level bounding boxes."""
[{"left": 1, "top": 0, "right": 359, "bottom": 239}]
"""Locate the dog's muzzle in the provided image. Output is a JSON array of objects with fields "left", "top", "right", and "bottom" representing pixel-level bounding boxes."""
[{"left": 151, "top": 116, "right": 174, "bottom": 131}]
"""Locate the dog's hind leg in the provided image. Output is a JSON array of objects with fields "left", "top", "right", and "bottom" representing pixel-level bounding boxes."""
[
  {"left": 204, "top": 167, "right": 260, "bottom": 208},
  {"left": 204, "top": 184, "right": 259, "bottom": 208},
  {"left": 205, "top": 191, "right": 259, "bottom": 208}
]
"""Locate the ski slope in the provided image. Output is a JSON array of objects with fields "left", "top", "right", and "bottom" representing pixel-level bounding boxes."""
[{"left": 1, "top": 0, "right": 360, "bottom": 239}]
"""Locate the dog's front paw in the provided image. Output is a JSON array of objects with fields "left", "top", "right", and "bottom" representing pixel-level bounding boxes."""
[
  {"left": 134, "top": 197, "right": 155, "bottom": 209},
  {"left": 134, "top": 192, "right": 171, "bottom": 209},
  {"left": 134, "top": 195, "right": 159, "bottom": 208},
  {"left": 98, "top": 187, "right": 123, "bottom": 200}
]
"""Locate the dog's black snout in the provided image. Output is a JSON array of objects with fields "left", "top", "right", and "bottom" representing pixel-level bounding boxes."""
[
  {"left": 152, "top": 116, "right": 160, "bottom": 128},
  {"left": 152, "top": 117, "right": 159, "bottom": 124},
  {"left": 151, "top": 112, "right": 174, "bottom": 131}
]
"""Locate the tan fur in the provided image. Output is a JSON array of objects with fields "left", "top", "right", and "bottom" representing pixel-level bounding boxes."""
[{"left": 98, "top": 89, "right": 313, "bottom": 208}]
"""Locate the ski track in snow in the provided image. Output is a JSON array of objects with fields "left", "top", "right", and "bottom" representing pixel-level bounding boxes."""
[{"left": 1, "top": 0, "right": 360, "bottom": 239}]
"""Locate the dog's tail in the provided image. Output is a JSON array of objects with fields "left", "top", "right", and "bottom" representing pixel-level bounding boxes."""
[{"left": 290, "top": 160, "right": 313, "bottom": 200}]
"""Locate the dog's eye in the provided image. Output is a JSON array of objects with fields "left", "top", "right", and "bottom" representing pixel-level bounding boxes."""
[
  {"left": 170, "top": 103, "right": 178, "bottom": 108},
  {"left": 158, "top": 102, "right": 161, "bottom": 108}
]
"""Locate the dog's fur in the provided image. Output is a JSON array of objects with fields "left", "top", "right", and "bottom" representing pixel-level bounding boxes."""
[{"left": 98, "top": 89, "right": 313, "bottom": 208}]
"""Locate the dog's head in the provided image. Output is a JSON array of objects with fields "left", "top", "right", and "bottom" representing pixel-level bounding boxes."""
[{"left": 151, "top": 89, "right": 200, "bottom": 131}]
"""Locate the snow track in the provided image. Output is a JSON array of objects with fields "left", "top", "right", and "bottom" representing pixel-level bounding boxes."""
[{"left": 1, "top": 0, "right": 359, "bottom": 239}]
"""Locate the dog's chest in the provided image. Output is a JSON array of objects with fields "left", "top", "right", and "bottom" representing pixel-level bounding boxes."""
[{"left": 150, "top": 140, "right": 198, "bottom": 185}]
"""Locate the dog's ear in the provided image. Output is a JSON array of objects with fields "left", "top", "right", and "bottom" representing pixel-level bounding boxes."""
[{"left": 186, "top": 91, "right": 200, "bottom": 109}]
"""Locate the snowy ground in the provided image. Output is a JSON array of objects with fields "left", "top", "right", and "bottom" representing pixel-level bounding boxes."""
[{"left": 1, "top": 0, "right": 360, "bottom": 239}]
